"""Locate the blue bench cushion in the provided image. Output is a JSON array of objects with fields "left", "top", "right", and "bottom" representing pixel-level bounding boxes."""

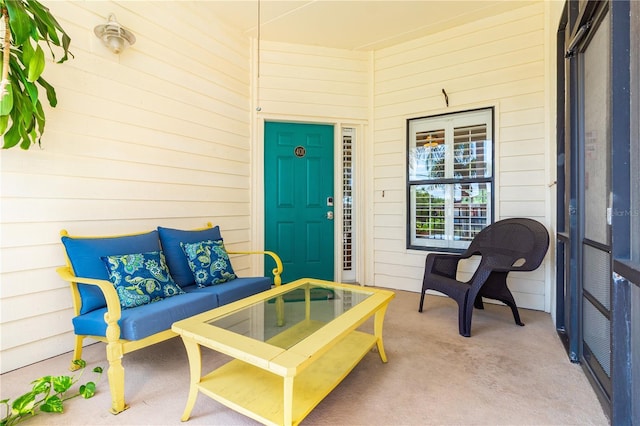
[
  {"left": 158, "top": 226, "right": 222, "bottom": 288},
  {"left": 183, "top": 277, "right": 272, "bottom": 306},
  {"left": 72, "top": 292, "right": 216, "bottom": 340},
  {"left": 62, "top": 231, "right": 160, "bottom": 315}
]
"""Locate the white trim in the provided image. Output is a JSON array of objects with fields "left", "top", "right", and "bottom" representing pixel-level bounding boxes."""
[{"left": 544, "top": 0, "right": 564, "bottom": 318}]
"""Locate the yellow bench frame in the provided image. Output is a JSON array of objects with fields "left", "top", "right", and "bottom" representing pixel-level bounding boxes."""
[{"left": 57, "top": 224, "right": 283, "bottom": 414}]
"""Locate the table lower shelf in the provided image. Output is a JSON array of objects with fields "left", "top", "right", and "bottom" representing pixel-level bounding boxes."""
[{"left": 195, "top": 329, "right": 378, "bottom": 426}]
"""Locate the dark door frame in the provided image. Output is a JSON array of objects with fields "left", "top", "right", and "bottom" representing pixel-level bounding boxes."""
[{"left": 556, "top": 1, "right": 636, "bottom": 423}]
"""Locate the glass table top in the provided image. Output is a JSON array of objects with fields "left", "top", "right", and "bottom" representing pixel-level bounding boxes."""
[{"left": 206, "top": 281, "right": 374, "bottom": 350}]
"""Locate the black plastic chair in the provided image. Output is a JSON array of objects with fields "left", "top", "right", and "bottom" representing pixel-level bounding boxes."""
[{"left": 418, "top": 218, "right": 549, "bottom": 337}]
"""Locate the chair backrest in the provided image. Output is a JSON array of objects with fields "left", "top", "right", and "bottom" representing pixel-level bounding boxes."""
[{"left": 463, "top": 218, "right": 549, "bottom": 271}]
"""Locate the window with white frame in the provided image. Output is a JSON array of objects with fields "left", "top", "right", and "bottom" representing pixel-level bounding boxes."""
[{"left": 407, "top": 107, "right": 494, "bottom": 251}]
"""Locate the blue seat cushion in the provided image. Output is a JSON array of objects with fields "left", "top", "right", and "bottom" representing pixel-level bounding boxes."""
[
  {"left": 62, "top": 231, "right": 160, "bottom": 315},
  {"left": 72, "top": 292, "right": 216, "bottom": 340},
  {"left": 157, "top": 226, "right": 222, "bottom": 288},
  {"left": 183, "top": 277, "right": 272, "bottom": 306}
]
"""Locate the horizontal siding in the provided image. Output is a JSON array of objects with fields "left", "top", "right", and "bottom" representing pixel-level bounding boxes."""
[
  {"left": 370, "top": 2, "right": 550, "bottom": 310},
  {"left": 257, "top": 40, "right": 369, "bottom": 120},
  {"left": 0, "top": 1, "right": 556, "bottom": 374},
  {"left": 0, "top": 1, "right": 252, "bottom": 373}
]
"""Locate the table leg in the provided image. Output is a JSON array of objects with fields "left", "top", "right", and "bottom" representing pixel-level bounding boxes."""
[
  {"left": 305, "top": 285, "right": 311, "bottom": 320},
  {"left": 374, "top": 302, "right": 390, "bottom": 363},
  {"left": 180, "top": 339, "right": 202, "bottom": 422},
  {"left": 283, "top": 376, "right": 294, "bottom": 426},
  {"left": 276, "top": 295, "right": 285, "bottom": 327}
]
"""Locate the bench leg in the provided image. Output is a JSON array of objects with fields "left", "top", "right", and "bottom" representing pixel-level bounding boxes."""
[
  {"left": 106, "top": 340, "right": 128, "bottom": 414},
  {"left": 69, "top": 335, "right": 85, "bottom": 371}
]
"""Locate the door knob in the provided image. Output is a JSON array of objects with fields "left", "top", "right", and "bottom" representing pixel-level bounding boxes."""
[{"left": 326, "top": 211, "right": 334, "bottom": 220}]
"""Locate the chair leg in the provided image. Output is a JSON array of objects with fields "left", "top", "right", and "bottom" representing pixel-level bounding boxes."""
[
  {"left": 418, "top": 289, "right": 426, "bottom": 312},
  {"left": 473, "top": 295, "right": 484, "bottom": 310},
  {"left": 509, "top": 304, "right": 525, "bottom": 326},
  {"left": 454, "top": 293, "right": 470, "bottom": 337},
  {"left": 460, "top": 304, "right": 471, "bottom": 337},
  {"left": 482, "top": 272, "right": 525, "bottom": 327},
  {"left": 501, "top": 297, "right": 525, "bottom": 326},
  {"left": 458, "top": 304, "right": 470, "bottom": 337}
]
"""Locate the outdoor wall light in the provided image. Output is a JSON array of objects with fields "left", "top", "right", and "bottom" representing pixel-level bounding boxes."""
[{"left": 94, "top": 13, "right": 136, "bottom": 54}]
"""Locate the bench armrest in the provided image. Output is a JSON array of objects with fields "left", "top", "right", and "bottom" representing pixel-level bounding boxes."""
[
  {"left": 56, "top": 266, "right": 123, "bottom": 325},
  {"left": 227, "top": 250, "right": 284, "bottom": 287}
]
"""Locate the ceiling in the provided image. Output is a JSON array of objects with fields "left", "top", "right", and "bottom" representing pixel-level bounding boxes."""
[{"left": 201, "top": 0, "right": 537, "bottom": 51}]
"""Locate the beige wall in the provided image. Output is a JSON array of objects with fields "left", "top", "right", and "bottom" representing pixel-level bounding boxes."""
[
  {"left": 249, "top": 40, "right": 371, "bottom": 282},
  {"left": 0, "top": 1, "right": 560, "bottom": 373},
  {"left": 255, "top": 40, "right": 370, "bottom": 120},
  {"left": 0, "top": 1, "right": 253, "bottom": 373},
  {"left": 368, "top": 2, "right": 553, "bottom": 310}
]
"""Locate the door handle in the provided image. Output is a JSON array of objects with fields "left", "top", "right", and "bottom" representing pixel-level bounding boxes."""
[{"left": 326, "top": 211, "right": 334, "bottom": 220}]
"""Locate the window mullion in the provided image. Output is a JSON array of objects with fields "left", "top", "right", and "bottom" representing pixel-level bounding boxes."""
[{"left": 444, "top": 122, "right": 455, "bottom": 242}]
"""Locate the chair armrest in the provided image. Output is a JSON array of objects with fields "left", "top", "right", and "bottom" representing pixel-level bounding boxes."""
[
  {"left": 56, "top": 266, "right": 123, "bottom": 323},
  {"left": 425, "top": 253, "right": 464, "bottom": 279},
  {"left": 467, "top": 261, "right": 500, "bottom": 293},
  {"left": 226, "top": 250, "right": 284, "bottom": 287}
]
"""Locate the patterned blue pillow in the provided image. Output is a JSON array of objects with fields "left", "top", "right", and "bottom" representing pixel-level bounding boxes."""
[
  {"left": 180, "top": 239, "right": 237, "bottom": 287},
  {"left": 101, "top": 251, "right": 184, "bottom": 309}
]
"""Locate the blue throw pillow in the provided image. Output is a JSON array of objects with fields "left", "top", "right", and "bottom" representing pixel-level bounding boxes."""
[
  {"left": 101, "top": 251, "right": 184, "bottom": 309},
  {"left": 180, "top": 239, "right": 237, "bottom": 287},
  {"left": 158, "top": 226, "right": 222, "bottom": 287},
  {"left": 61, "top": 230, "right": 161, "bottom": 314}
]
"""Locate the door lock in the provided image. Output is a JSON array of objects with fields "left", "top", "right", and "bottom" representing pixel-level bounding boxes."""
[{"left": 326, "top": 211, "right": 334, "bottom": 220}]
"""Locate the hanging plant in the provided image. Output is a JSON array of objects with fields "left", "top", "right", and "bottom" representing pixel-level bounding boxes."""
[{"left": 0, "top": 0, "right": 71, "bottom": 150}]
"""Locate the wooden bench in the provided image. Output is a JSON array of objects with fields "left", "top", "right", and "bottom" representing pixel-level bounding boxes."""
[{"left": 57, "top": 223, "right": 282, "bottom": 414}]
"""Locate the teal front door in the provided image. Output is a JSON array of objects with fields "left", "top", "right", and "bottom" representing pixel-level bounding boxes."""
[{"left": 264, "top": 122, "right": 334, "bottom": 283}]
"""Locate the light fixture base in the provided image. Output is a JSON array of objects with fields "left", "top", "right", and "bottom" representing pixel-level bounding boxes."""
[{"left": 94, "top": 13, "right": 136, "bottom": 54}]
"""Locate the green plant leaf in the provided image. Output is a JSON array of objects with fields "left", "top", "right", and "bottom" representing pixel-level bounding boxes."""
[
  {"left": 79, "top": 382, "right": 96, "bottom": 399},
  {"left": 30, "top": 377, "right": 52, "bottom": 394},
  {"left": 23, "top": 80, "right": 38, "bottom": 106},
  {"left": 36, "top": 76, "right": 57, "bottom": 107},
  {"left": 3, "top": 120, "right": 21, "bottom": 149},
  {"left": 28, "top": 1, "right": 60, "bottom": 44},
  {"left": 35, "top": 101, "right": 45, "bottom": 137},
  {"left": 28, "top": 0, "right": 73, "bottom": 63},
  {"left": 5, "top": 0, "right": 34, "bottom": 46},
  {"left": 59, "top": 33, "right": 72, "bottom": 63},
  {"left": 92, "top": 366, "right": 103, "bottom": 374},
  {"left": 20, "top": 133, "right": 33, "bottom": 149},
  {"left": 40, "top": 395, "right": 63, "bottom": 413},
  {"left": 10, "top": 392, "right": 36, "bottom": 416},
  {"left": 0, "top": 84, "right": 14, "bottom": 115},
  {"left": 18, "top": 118, "right": 32, "bottom": 149},
  {"left": 27, "top": 45, "right": 46, "bottom": 82},
  {"left": 21, "top": 40, "right": 35, "bottom": 69},
  {"left": 35, "top": 1, "right": 61, "bottom": 37},
  {"left": 2, "top": 0, "right": 73, "bottom": 150},
  {"left": 51, "top": 376, "right": 73, "bottom": 394},
  {"left": 12, "top": 80, "right": 34, "bottom": 130},
  {"left": 34, "top": 97, "right": 44, "bottom": 119},
  {"left": 72, "top": 359, "right": 87, "bottom": 369}
]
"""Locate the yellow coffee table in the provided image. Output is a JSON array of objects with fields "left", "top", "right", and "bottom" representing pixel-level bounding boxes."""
[{"left": 171, "top": 278, "right": 395, "bottom": 426}]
